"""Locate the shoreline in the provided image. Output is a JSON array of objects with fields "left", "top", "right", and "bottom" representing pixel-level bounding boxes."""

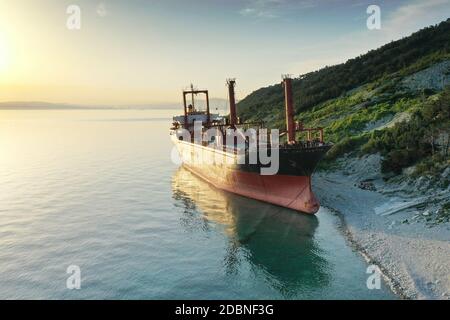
[
  {"left": 313, "top": 155, "right": 450, "bottom": 300},
  {"left": 321, "top": 204, "right": 408, "bottom": 299}
]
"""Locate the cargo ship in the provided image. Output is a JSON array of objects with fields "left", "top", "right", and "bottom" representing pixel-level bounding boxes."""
[{"left": 170, "top": 76, "right": 331, "bottom": 214}]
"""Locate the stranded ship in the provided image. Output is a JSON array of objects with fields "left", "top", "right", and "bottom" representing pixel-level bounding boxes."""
[{"left": 170, "top": 77, "right": 331, "bottom": 214}]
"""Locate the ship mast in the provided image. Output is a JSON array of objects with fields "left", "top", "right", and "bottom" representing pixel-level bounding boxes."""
[
  {"left": 226, "top": 78, "right": 238, "bottom": 127},
  {"left": 182, "top": 85, "right": 211, "bottom": 129},
  {"left": 282, "top": 75, "right": 296, "bottom": 144},
  {"left": 190, "top": 83, "right": 195, "bottom": 111}
]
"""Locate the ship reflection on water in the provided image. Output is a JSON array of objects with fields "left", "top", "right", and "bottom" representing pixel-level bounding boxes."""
[{"left": 171, "top": 167, "right": 331, "bottom": 298}]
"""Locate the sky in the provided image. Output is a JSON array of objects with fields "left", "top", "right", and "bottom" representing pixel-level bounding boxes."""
[{"left": 0, "top": 0, "right": 449, "bottom": 105}]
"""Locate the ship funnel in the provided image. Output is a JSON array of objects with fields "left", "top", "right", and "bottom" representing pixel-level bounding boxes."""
[
  {"left": 227, "top": 78, "right": 238, "bottom": 126},
  {"left": 282, "top": 75, "right": 296, "bottom": 144}
]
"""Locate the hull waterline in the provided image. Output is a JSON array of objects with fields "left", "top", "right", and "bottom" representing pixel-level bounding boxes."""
[
  {"left": 183, "top": 164, "right": 320, "bottom": 214},
  {"left": 172, "top": 136, "right": 325, "bottom": 214}
]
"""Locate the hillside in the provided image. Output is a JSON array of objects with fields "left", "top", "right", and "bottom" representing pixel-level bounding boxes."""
[
  {"left": 237, "top": 19, "right": 450, "bottom": 225},
  {"left": 238, "top": 19, "right": 450, "bottom": 171},
  {"left": 238, "top": 19, "right": 450, "bottom": 123}
]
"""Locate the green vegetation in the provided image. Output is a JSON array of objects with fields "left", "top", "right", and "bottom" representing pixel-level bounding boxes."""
[
  {"left": 237, "top": 19, "right": 450, "bottom": 179},
  {"left": 325, "top": 135, "right": 368, "bottom": 161},
  {"left": 238, "top": 19, "right": 450, "bottom": 123},
  {"left": 362, "top": 87, "right": 450, "bottom": 174}
]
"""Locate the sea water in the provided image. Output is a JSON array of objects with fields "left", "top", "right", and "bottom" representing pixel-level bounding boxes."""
[{"left": 0, "top": 110, "right": 395, "bottom": 299}]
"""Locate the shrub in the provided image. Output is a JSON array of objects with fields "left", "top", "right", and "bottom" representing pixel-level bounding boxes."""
[
  {"left": 325, "top": 135, "right": 368, "bottom": 160},
  {"left": 381, "top": 149, "right": 416, "bottom": 174}
]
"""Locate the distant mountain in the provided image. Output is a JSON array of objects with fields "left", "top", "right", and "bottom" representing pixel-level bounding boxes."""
[
  {"left": 0, "top": 101, "right": 86, "bottom": 109},
  {"left": 0, "top": 98, "right": 230, "bottom": 111},
  {"left": 0, "top": 101, "right": 181, "bottom": 110}
]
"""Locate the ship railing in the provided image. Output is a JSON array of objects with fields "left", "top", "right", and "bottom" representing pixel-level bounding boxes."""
[{"left": 280, "top": 126, "right": 324, "bottom": 144}]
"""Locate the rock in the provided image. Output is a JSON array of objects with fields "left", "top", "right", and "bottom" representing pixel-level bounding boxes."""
[
  {"left": 442, "top": 166, "right": 450, "bottom": 179},
  {"left": 400, "top": 60, "right": 450, "bottom": 91},
  {"left": 388, "top": 220, "right": 396, "bottom": 229},
  {"left": 357, "top": 180, "right": 377, "bottom": 191},
  {"left": 403, "top": 165, "right": 416, "bottom": 176}
]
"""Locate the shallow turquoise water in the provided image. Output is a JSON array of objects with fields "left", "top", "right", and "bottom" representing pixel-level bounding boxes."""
[{"left": 0, "top": 110, "right": 395, "bottom": 299}]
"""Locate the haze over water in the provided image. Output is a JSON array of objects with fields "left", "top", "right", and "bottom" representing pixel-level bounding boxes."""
[{"left": 0, "top": 110, "right": 395, "bottom": 299}]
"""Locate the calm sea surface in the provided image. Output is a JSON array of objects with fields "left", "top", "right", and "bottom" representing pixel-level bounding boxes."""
[{"left": 0, "top": 110, "right": 395, "bottom": 299}]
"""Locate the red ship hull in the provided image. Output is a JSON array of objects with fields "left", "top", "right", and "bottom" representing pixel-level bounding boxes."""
[
  {"left": 182, "top": 163, "right": 320, "bottom": 214},
  {"left": 171, "top": 132, "right": 330, "bottom": 214}
]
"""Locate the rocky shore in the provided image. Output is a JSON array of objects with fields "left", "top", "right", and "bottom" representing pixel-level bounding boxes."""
[{"left": 314, "top": 154, "right": 450, "bottom": 299}]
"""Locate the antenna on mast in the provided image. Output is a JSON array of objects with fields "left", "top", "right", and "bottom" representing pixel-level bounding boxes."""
[{"left": 190, "top": 83, "right": 196, "bottom": 110}]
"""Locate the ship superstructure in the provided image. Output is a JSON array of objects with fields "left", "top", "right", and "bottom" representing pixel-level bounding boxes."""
[{"left": 170, "top": 77, "right": 331, "bottom": 214}]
